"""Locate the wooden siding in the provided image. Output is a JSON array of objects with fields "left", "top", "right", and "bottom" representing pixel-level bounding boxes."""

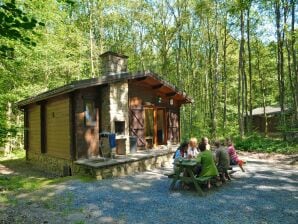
[
  {"left": 75, "top": 87, "right": 100, "bottom": 159},
  {"left": 28, "top": 104, "right": 41, "bottom": 152},
  {"left": 46, "top": 96, "right": 70, "bottom": 159},
  {"left": 129, "top": 82, "right": 181, "bottom": 146}
]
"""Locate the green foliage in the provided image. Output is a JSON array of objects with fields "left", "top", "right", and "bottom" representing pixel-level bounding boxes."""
[
  {"left": 0, "top": 0, "right": 297, "bottom": 148},
  {"left": 0, "top": 0, "right": 44, "bottom": 58},
  {"left": 234, "top": 133, "right": 298, "bottom": 154}
]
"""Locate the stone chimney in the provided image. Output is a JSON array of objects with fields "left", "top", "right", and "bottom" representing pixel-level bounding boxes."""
[{"left": 100, "top": 51, "right": 128, "bottom": 75}]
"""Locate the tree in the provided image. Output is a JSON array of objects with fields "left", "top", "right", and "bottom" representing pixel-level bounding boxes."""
[{"left": 0, "top": 0, "right": 44, "bottom": 58}]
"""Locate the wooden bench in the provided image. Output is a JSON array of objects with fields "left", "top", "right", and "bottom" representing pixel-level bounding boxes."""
[{"left": 166, "top": 171, "right": 214, "bottom": 195}]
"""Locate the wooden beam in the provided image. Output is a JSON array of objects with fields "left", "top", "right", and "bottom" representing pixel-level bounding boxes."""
[
  {"left": 135, "top": 77, "right": 147, "bottom": 81},
  {"left": 40, "top": 102, "right": 46, "bottom": 154},
  {"left": 166, "top": 92, "right": 176, "bottom": 97},
  {"left": 69, "top": 93, "right": 76, "bottom": 160},
  {"left": 152, "top": 84, "right": 163, "bottom": 89}
]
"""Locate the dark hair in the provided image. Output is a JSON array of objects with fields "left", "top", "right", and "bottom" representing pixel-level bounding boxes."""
[
  {"left": 180, "top": 141, "right": 189, "bottom": 149},
  {"left": 198, "top": 142, "right": 206, "bottom": 152},
  {"left": 214, "top": 141, "right": 220, "bottom": 148}
]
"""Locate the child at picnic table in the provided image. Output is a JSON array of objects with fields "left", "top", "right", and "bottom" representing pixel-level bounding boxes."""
[
  {"left": 187, "top": 137, "right": 199, "bottom": 159},
  {"left": 173, "top": 141, "right": 189, "bottom": 159},
  {"left": 214, "top": 140, "right": 231, "bottom": 182},
  {"left": 195, "top": 142, "right": 219, "bottom": 188},
  {"left": 173, "top": 141, "right": 189, "bottom": 173},
  {"left": 226, "top": 138, "right": 245, "bottom": 172},
  {"left": 202, "top": 137, "right": 211, "bottom": 150}
]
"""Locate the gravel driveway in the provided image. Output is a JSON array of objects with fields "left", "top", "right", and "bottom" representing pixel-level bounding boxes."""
[{"left": 1, "top": 156, "right": 297, "bottom": 224}]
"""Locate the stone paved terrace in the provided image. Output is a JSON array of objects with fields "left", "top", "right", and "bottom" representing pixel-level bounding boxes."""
[{"left": 74, "top": 146, "right": 178, "bottom": 179}]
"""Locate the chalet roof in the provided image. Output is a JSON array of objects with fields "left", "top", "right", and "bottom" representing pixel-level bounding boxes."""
[
  {"left": 251, "top": 106, "right": 286, "bottom": 116},
  {"left": 16, "top": 71, "right": 193, "bottom": 108}
]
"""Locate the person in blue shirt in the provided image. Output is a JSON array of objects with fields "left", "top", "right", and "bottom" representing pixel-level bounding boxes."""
[{"left": 173, "top": 141, "right": 189, "bottom": 159}]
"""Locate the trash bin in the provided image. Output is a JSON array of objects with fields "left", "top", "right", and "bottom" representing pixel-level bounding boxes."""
[
  {"left": 99, "top": 131, "right": 111, "bottom": 158},
  {"left": 129, "top": 136, "right": 137, "bottom": 153}
]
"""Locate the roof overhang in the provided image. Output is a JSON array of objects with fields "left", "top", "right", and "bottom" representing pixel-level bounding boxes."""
[{"left": 16, "top": 71, "right": 193, "bottom": 108}]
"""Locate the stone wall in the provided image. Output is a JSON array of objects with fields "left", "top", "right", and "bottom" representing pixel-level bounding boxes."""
[
  {"left": 27, "top": 151, "right": 74, "bottom": 176},
  {"left": 109, "top": 81, "right": 129, "bottom": 154},
  {"left": 74, "top": 151, "right": 173, "bottom": 180},
  {"left": 27, "top": 149, "right": 174, "bottom": 179}
]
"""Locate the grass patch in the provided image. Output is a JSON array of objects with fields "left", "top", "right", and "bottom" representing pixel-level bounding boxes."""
[{"left": 235, "top": 134, "right": 298, "bottom": 154}]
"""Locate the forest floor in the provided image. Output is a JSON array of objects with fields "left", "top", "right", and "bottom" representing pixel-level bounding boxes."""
[{"left": 0, "top": 152, "right": 297, "bottom": 224}]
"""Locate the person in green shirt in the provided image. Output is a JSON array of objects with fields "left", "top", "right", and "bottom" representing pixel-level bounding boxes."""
[{"left": 196, "top": 142, "right": 219, "bottom": 178}]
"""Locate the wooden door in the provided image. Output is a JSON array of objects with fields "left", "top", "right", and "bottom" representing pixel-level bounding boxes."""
[
  {"left": 168, "top": 110, "right": 180, "bottom": 144},
  {"left": 130, "top": 107, "right": 146, "bottom": 147},
  {"left": 157, "top": 108, "right": 166, "bottom": 145}
]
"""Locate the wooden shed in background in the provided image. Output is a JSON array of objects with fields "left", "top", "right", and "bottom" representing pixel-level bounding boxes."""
[{"left": 17, "top": 51, "right": 192, "bottom": 175}]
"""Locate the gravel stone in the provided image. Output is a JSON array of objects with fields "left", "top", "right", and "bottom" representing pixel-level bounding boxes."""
[{"left": 0, "top": 155, "right": 297, "bottom": 224}]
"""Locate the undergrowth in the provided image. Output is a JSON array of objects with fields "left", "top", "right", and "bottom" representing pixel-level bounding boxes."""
[{"left": 234, "top": 134, "right": 298, "bottom": 154}]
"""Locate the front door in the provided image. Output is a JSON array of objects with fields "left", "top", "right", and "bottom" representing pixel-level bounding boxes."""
[
  {"left": 144, "top": 107, "right": 166, "bottom": 147},
  {"left": 157, "top": 108, "right": 166, "bottom": 145}
]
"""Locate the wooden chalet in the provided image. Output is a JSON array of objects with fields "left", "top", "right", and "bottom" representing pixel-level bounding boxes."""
[{"left": 17, "top": 51, "right": 192, "bottom": 177}]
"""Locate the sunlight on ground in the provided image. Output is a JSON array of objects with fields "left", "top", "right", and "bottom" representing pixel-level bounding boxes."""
[{"left": 0, "top": 164, "right": 14, "bottom": 174}]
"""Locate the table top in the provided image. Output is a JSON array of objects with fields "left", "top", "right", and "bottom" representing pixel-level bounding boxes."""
[{"left": 174, "top": 159, "right": 197, "bottom": 167}]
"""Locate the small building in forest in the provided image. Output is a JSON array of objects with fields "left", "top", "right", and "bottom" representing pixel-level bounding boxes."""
[
  {"left": 250, "top": 106, "right": 287, "bottom": 133},
  {"left": 17, "top": 51, "right": 192, "bottom": 176}
]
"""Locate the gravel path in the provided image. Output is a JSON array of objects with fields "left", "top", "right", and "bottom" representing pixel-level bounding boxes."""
[{"left": 1, "top": 156, "right": 297, "bottom": 224}]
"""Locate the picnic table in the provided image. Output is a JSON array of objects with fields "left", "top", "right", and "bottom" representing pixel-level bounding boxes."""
[{"left": 168, "top": 159, "right": 212, "bottom": 196}]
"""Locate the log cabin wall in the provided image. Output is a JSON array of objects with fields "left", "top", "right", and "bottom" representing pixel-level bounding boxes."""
[
  {"left": 27, "top": 104, "right": 41, "bottom": 153},
  {"left": 45, "top": 95, "right": 70, "bottom": 160},
  {"left": 75, "top": 87, "right": 100, "bottom": 159},
  {"left": 128, "top": 81, "right": 180, "bottom": 147}
]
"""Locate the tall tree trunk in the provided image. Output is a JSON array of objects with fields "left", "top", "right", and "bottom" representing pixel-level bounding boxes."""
[
  {"left": 290, "top": 0, "right": 298, "bottom": 121},
  {"left": 275, "top": 0, "right": 286, "bottom": 139},
  {"left": 238, "top": 8, "right": 245, "bottom": 138},
  {"left": 256, "top": 42, "right": 268, "bottom": 136},
  {"left": 4, "top": 102, "right": 12, "bottom": 155},
  {"left": 88, "top": 0, "right": 95, "bottom": 77},
  {"left": 222, "top": 12, "right": 228, "bottom": 131},
  {"left": 246, "top": 3, "right": 253, "bottom": 133},
  {"left": 211, "top": 1, "right": 219, "bottom": 139}
]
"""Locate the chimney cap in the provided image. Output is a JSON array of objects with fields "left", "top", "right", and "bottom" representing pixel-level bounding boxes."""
[{"left": 100, "top": 51, "right": 129, "bottom": 59}]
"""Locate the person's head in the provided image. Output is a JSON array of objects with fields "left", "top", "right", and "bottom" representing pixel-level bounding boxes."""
[
  {"left": 198, "top": 142, "right": 206, "bottom": 152},
  {"left": 180, "top": 141, "right": 189, "bottom": 151},
  {"left": 189, "top": 137, "right": 198, "bottom": 148},
  {"left": 202, "top": 137, "right": 209, "bottom": 145},
  {"left": 226, "top": 138, "right": 233, "bottom": 146},
  {"left": 214, "top": 140, "right": 220, "bottom": 148}
]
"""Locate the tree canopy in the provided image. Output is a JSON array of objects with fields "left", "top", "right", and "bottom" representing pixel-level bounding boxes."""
[{"left": 0, "top": 0, "right": 297, "bottom": 148}]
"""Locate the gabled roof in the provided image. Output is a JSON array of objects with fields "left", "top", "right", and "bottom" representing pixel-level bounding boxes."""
[
  {"left": 251, "top": 106, "right": 287, "bottom": 116},
  {"left": 16, "top": 71, "right": 192, "bottom": 108}
]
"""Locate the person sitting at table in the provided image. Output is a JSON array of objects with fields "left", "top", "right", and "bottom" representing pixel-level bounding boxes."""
[
  {"left": 226, "top": 138, "right": 245, "bottom": 172},
  {"left": 187, "top": 137, "right": 199, "bottom": 159},
  {"left": 173, "top": 141, "right": 189, "bottom": 173},
  {"left": 214, "top": 140, "right": 231, "bottom": 182},
  {"left": 173, "top": 141, "right": 189, "bottom": 159},
  {"left": 202, "top": 137, "right": 211, "bottom": 150},
  {"left": 195, "top": 142, "right": 219, "bottom": 188}
]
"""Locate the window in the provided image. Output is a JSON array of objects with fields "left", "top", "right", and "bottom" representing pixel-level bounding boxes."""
[{"left": 85, "top": 100, "right": 96, "bottom": 126}]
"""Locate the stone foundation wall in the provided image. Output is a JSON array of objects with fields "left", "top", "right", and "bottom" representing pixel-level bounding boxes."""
[
  {"left": 74, "top": 152, "right": 173, "bottom": 180},
  {"left": 27, "top": 150, "right": 174, "bottom": 179},
  {"left": 27, "top": 152, "right": 73, "bottom": 176}
]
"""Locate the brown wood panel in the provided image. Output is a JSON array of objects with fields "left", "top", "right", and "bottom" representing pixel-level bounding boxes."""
[
  {"left": 168, "top": 109, "right": 180, "bottom": 144},
  {"left": 28, "top": 104, "right": 41, "bottom": 152},
  {"left": 46, "top": 96, "right": 70, "bottom": 159}
]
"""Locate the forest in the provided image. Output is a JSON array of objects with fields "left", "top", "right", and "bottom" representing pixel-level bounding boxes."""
[{"left": 0, "top": 0, "right": 297, "bottom": 152}]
